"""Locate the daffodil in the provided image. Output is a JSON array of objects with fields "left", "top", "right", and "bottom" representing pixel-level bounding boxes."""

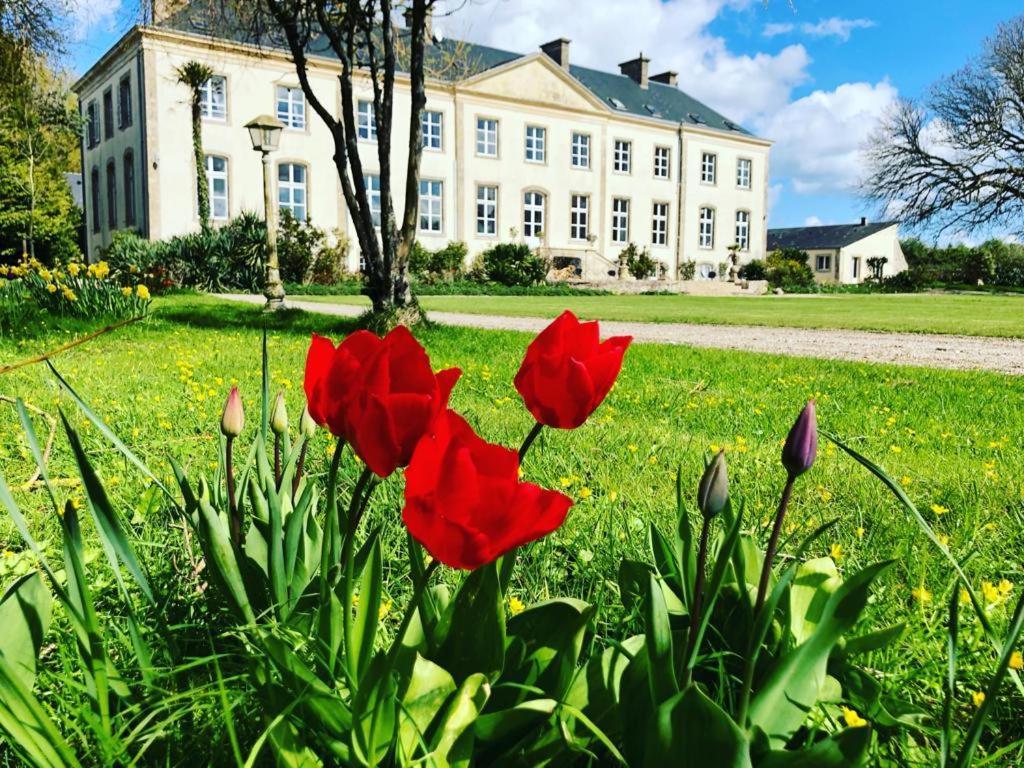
[{"left": 136, "top": 284, "right": 151, "bottom": 300}]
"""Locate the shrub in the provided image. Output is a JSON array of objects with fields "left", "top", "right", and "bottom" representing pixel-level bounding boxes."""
[
  {"left": 678, "top": 260, "right": 696, "bottom": 280},
  {"left": 307, "top": 230, "right": 351, "bottom": 285},
  {"left": 765, "top": 248, "right": 816, "bottom": 292},
  {"left": 277, "top": 209, "right": 326, "bottom": 283},
  {"left": 407, "top": 240, "right": 467, "bottom": 282},
  {"left": 481, "top": 242, "right": 549, "bottom": 286},
  {"left": 621, "top": 242, "right": 658, "bottom": 280},
  {"left": 738, "top": 259, "right": 767, "bottom": 280},
  {"left": 152, "top": 212, "right": 266, "bottom": 292}
]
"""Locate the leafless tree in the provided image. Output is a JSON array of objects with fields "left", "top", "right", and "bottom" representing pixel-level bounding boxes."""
[{"left": 863, "top": 16, "right": 1024, "bottom": 238}]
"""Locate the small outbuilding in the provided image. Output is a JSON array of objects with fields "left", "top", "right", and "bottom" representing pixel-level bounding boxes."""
[{"left": 767, "top": 218, "right": 907, "bottom": 284}]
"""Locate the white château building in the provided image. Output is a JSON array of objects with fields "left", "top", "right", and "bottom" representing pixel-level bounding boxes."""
[{"left": 73, "top": 7, "right": 772, "bottom": 278}]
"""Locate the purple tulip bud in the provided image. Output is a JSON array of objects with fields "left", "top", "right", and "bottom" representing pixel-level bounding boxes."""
[
  {"left": 782, "top": 400, "right": 817, "bottom": 478},
  {"left": 697, "top": 450, "right": 729, "bottom": 519},
  {"left": 221, "top": 387, "right": 244, "bottom": 438}
]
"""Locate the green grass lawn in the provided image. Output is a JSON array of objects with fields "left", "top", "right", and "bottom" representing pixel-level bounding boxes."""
[
  {"left": 1, "top": 294, "right": 1023, "bottom": 757},
  {"left": 301, "top": 291, "right": 1024, "bottom": 337}
]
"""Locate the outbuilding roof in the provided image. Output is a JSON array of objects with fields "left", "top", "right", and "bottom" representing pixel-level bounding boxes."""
[{"left": 767, "top": 222, "right": 898, "bottom": 251}]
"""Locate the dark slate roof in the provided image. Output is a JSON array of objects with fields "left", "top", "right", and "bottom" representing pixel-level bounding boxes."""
[
  {"left": 156, "top": 7, "right": 750, "bottom": 136},
  {"left": 767, "top": 222, "right": 898, "bottom": 251}
]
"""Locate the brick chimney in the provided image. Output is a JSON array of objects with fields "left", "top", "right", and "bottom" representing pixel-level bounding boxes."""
[
  {"left": 650, "top": 70, "right": 678, "bottom": 86},
  {"left": 619, "top": 53, "right": 650, "bottom": 89},
  {"left": 403, "top": 5, "right": 434, "bottom": 42},
  {"left": 541, "top": 38, "right": 571, "bottom": 70},
  {"left": 860, "top": 216, "right": 868, "bottom": 226}
]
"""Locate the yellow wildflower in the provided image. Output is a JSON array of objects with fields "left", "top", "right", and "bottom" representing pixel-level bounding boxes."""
[
  {"left": 578, "top": 487, "right": 592, "bottom": 500},
  {"left": 971, "top": 691, "right": 985, "bottom": 708},
  {"left": 609, "top": 489, "right": 618, "bottom": 503},
  {"left": 998, "top": 579, "right": 1013, "bottom": 596},
  {"left": 937, "top": 533, "right": 949, "bottom": 547},
  {"left": 378, "top": 600, "right": 392, "bottom": 620},
  {"left": 841, "top": 707, "right": 867, "bottom": 728},
  {"left": 829, "top": 543, "right": 844, "bottom": 561},
  {"left": 856, "top": 526, "right": 866, "bottom": 539},
  {"left": 930, "top": 504, "right": 948, "bottom": 516},
  {"left": 508, "top": 596, "right": 525, "bottom": 616},
  {"left": 982, "top": 581, "right": 1002, "bottom": 605},
  {"left": 1009, "top": 651, "right": 1023, "bottom": 671},
  {"left": 911, "top": 585, "right": 933, "bottom": 604}
]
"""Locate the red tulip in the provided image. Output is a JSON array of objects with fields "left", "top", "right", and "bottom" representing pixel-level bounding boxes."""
[
  {"left": 303, "top": 327, "right": 461, "bottom": 477},
  {"left": 403, "top": 409, "right": 573, "bottom": 570},
  {"left": 514, "top": 310, "right": 632, "bottom": 429}
]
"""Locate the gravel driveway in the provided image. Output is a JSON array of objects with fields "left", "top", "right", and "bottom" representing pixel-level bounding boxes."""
[{"left": 219, "top": 294, "right": 1024, "bottom": 375}]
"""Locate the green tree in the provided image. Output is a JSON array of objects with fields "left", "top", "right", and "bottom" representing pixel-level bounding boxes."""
[
  {"left": 0, "top": 50, "right": 81, "bottom": 264},
  {"left": 175, "top": 60, "right": 214, "bottom": 235}
]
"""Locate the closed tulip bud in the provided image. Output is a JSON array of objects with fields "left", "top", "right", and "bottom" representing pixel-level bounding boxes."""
[
  {"left": 300, "top": 405, "right": 317, "bottom": 438},
  {"left": 697, "top": 450, "right": 729, "bottom": 519},
  {"left": 782, "top": 400, "right": 817, "bottom": 479},
  {"left": 221, "top": 387, "right": 244, "bottom": 438},
  {"left": 271, "top": 391, "right": 289, "bottom": 436}
]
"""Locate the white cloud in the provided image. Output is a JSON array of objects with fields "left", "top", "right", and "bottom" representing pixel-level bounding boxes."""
[
  {"left": 768, "top": 183, "right": 783, "bottom": 213},
  {"left": 762, "top": 17, "right": 875, "bottom": 42},
  {"left": 755, "top": 80, "right": 899, "bottom": 194},
  {"left": 67, "top": 0, "right": 122, "bottom": 41},
  {"left": 800, "top": 18, "right": 876, "bottom": 41},
  {"left": 762, "top": 22, "right": 795, "bottom": 38},
  {"left": 436, "top": 0, "right": 810, "bottom": 124},
  {"left": 803, "top": 216, "right": 823, "bottom": 226}
]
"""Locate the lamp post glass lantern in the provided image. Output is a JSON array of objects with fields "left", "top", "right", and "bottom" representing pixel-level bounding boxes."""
[{"left": 245, "top": 114, "right": 285, "bottom": 309}]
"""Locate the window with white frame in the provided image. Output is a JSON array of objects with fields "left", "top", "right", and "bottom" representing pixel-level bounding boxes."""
[
  {"left": 523, "top": 190, "right": 545, "bottom": 238},
  {"left": 654, "top": 146, "right": 670, "bottom": 179},
  {"left": 734, "top": 210, "right": 750, "bottom": 251},
  {"left": 476, "top": 185, "right": 497, "bottom": 236},
  {"left": 816, "top": 254, "right": 832, "bottom": 272},
  {"left": 199, "top": 76, "right": 226, "bottom": 120},
  {"left": 701, "top": 152, "right": 717, "bottom": 184},
  {"left": 570, "top": 194, "right": 589, "bottom": 241},
  {"left": 571, "top": 132, "right": 590, "bottom": 168},
  {"left": 652, "top": 202, "right": 668, "bottom": 246},
  {"left": 276, "top": 86, "right": 306, "bottom": 129},
  {"left": 611, "top": 198, "right": 630, "bottom": 243},
  {"left": 419, "top": 179, "right": 443, "bottom": 233},
  {"left": 422, "top": 110, "right": 442, "bottom": 150},
  {"left": 476, "top": 117, "right": 498, "bottom": 156},
  {"left": 364, "top": 174, "right": 381, "bottom": 227},
  {"left": 278, "top": 163, "right": 307, "bottom": 221},
  {"left": 358, "top": 100, "right": 377, "bottom": 141},
  {"left": 698, "top": 206, "right": 715, "bottom": 248},
  {"left": 525, "top": 125, "right": 546, "bottom": 163},
  {"left": 206, "top": 155, "right": 229, "bottom": 220},
  {"left": 613, "top": 139, "right": 631, "bottom": 173},
  {"left": 737, "top": 158, "right": 752, "bottom": 189}
]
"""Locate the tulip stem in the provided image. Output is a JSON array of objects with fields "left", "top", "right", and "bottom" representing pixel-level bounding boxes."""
[
  {"left": 753, "top": 474, "right": 795, "bottom": 618},
  {"left": 225, "top": 436, "right": 241, "bottom": 548},
  {"left": 737, "top": 472, "right": 796, "bottom": 728},
  {"left": 682, "top": 517, "right": 711, "bottom": 688},
  {"left": 292, "top": 440, "right": 308, "bottom": 499},
  {"left": 518, "top": 422, "right": 544, "bottom": 463},
  {"left": 342, "top": 466, "right": 376, "bottom": 676}
]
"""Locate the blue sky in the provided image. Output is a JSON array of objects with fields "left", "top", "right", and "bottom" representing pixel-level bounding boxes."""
[{"left": 67, "top": 0, "right": 1023, "bottom": 234}]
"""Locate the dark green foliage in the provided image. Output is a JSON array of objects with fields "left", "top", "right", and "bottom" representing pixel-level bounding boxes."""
[
  {"left": 679, "top": 260, "right": 697, "bottom": 280},
  {"left": 897, "top": 238, "right": 1024, "bottom": 290},
  {"left": 286, "top": 279, "right": 610, "bottom": 297},
  {"left": 738, "top": 260, "right": 767, "bottom": 281},
  {"left": 480, "top": 242, "right": 550, "bottom": 286},
  {"left": 621, "top": 243, "right": 658, "bottom": 280},
  {"left": 408, "top": 241, "right": 468, "bottom": 282},
  {"left": 278, "top": 209, "right": 325, "bottom": 283},
  {"left": 765, "top": 249, "right": 816, "bottom": 293}
]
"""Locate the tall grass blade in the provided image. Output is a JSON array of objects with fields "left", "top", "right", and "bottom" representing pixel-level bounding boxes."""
[{"left": 15, "top": 399, "right": 59, "bottom": 514}]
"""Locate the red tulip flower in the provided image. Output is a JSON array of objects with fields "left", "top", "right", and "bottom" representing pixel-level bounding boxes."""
[
  {"left": 403, "top": 409, "right": 573, "bottom": 570},
  {"left": 303, "top": 327, "right": 461, "bottom": 477},
  {"left": 514, "top": 311, "right": 632, "bottom": 429}
]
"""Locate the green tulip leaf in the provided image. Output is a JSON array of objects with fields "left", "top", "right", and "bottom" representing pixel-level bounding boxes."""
[
  {"left": 755, "top": 727, "right": 871, "bottom": 767},
  {"left": 789, "top": 557, "right": 843, "bottom": 646},
  {"left": 644, "top": 573, "right": 678, "bottom": 702},
  {"left": 749, "top": 561, "right": 893, "bottom": 748},
  {"left": 436, "top": 564, "right": 505, "bottom": 682},
  {"left": 397, "top": 654, "right": 457, "bottom": 760},
  {"left": 644, "top": 684, "right": 751, "bottom": 768},
  {"left": 430, "top": 672, "right": 490, "bottom": 765},
  {"left": 0, "top": 573, "right": 52, "bottom": 690}
]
